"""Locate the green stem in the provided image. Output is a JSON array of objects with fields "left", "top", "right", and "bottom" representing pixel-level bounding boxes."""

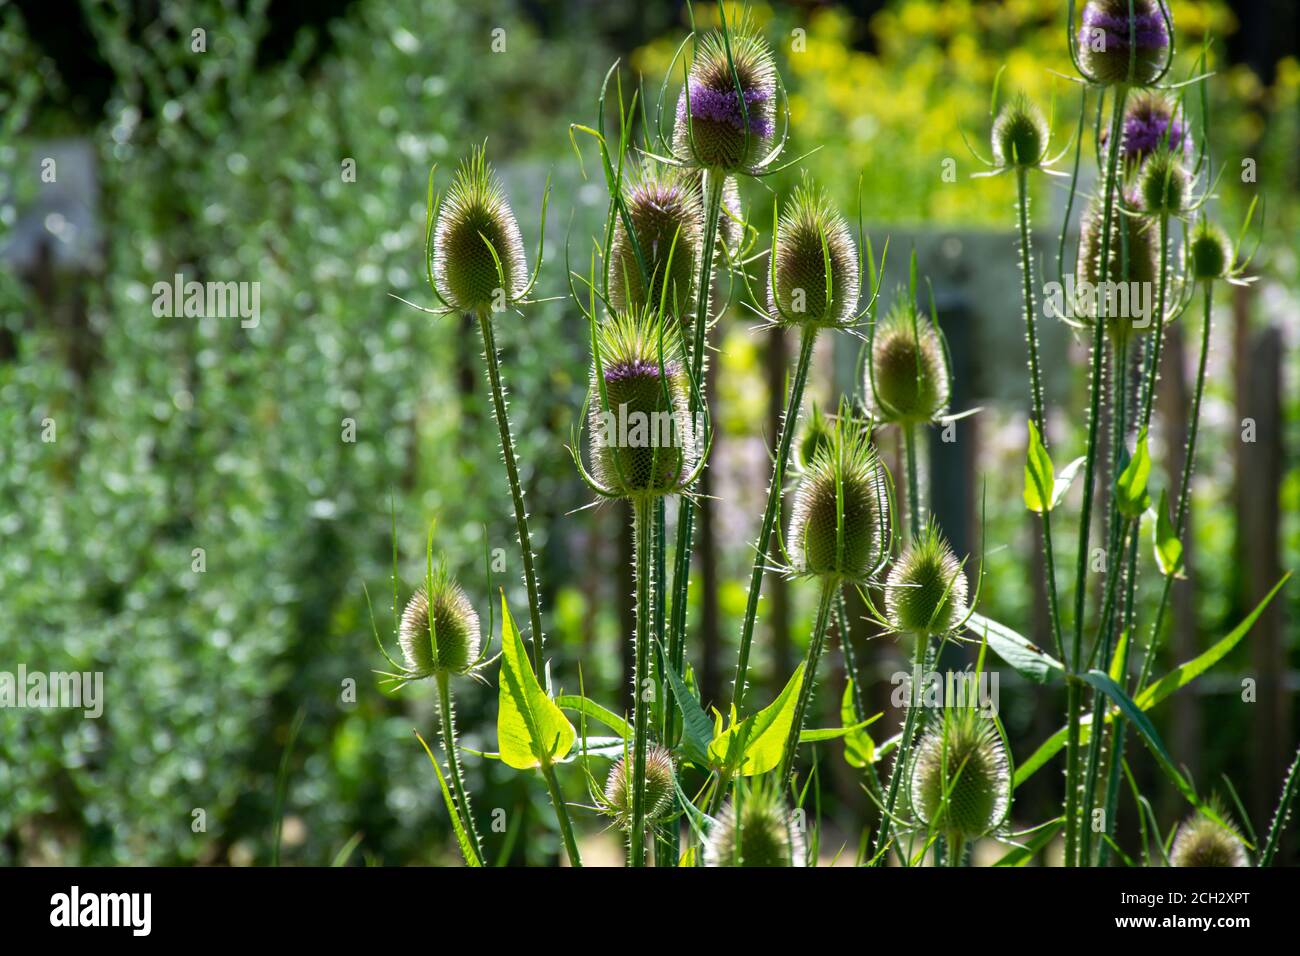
[
  {"left": 903, "top": 422, "right": 921, "bottom": 541},
  {"left": 652, "top": 499, "right": 675, "bottom": 866},
  {"left": 539, "top": 757, "right": 582, "bottom": 867},
  {"left": 871, "top": 631, "right": 929, "bottom": 862},
  {"left": 777, "top": 579, "right": 837, "bottom": 784},
  {"left": 630, "top": 496, "right": 654, "bottom": 866},
  {"left": 476, "top": 308, "right": 545, "bottom": 671},
  {"left": 436, "top": 671, "right": 485, "bottom": 865},
  {"left": 837, "top": 591, "right": 885, "bottom": 808},
  {"left": 733, "top": 323, "right": 818, "bottom": 710}
]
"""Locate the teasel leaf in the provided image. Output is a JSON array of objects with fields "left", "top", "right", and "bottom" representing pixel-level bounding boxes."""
[
  {"left": 799, "top": 715, "right": 879, "bottom": 744},
  {"left": 1108, "top": 628, "right": 1130, "bottom": 685},
  {"left": 1153, "top": 488, "right": 1185, "bottom": 578},
  {"left": 555, "top": 694, "right": 632, "bottom": 739},
  {"left": 1022, "top": 420, "right": 1054, "bottom": 513},
  {"left": 708, "top": 662, "right": 804, "bottom": 776},
  {"left": 966, "top": 611, "right": 1066, "bottom": 683},
  {"left": 414, "top": 729, "right": 482, "bottom": 867},
  {"left": 496, "top": 593, "right": 575, "bottom": 770},
  {"left": 992, "top": 817, "right": 1063, "bottom": 867},
  {"left": 660, "top": 648, "right": 714, "bottom": 767},
  {"left": 840, "top": 681, "right": 876, "bottom": 768}
]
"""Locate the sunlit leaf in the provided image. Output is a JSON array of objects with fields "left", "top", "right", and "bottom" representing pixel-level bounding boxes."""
[{"left": 496, "top": 594, "right": 574, "bottom": 770}]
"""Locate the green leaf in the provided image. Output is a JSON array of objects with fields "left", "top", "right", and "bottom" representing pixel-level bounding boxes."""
[
  {"left": 708, "top": 662, "right": 804, "bottom": 776},
  {"left": 1108, "top": 629, "right": 1130, "bottom": 685},
  {"left": 555, "top": 694, "right": 631, "bottom": 739},
  {"left": 496, "top": 594, "right": 575, "bottom": 770},
  {"left": 1051, "top": 456, "right": 1087, "bottom": 510},
  {"left": 840, "top": 681, "right": 875, "bottom": 768},
  {"left": 1114, "top": 427, "right": 1152, "bottom": 518},
  {"left": 800, "top": 714, "right": 879, "bottom": 744},
  {"left": 1023, "top": 420, "right": 1054, "bottom": 513},
  {"left": 1152, "top": 489, "right": 1184, "bottom": 578},
  {"left": 992, "top": 818, "right": 1062, "bottom": 867},
  {"left": 966, "top": 612, "right": 1065, "bottom": 683},
  {"left": 414, "top": 730, "right": 482, "bottom": 866},
  {"left": 660, "top": 651, "right": 714, "bottom": 767}
]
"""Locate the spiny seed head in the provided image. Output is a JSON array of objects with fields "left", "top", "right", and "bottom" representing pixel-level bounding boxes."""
[
  {"left": 885, "top": 524, "right": 967, "bottom": 635},
  {"left": 1074, "top": 193, "right": 1161, "bottom": 344},
  {"left": 788, "top": 416, "right": 888, "bottom": 583},
  {"left": 1170, "top": 807, "right": 1249, "bottom": 867},
  {"left": 1137, "top": 150, "right": 1190, "bottom": 216},
  {"left": 587, "top": 307, "right": 697, "bottom": 498},
  {"left": 992, "top": 95, "right": 1049, "bottom": 168},
  {"left": 1077, "top": 0, "right": 1171, "bottom": 87},
  {"left": 1106, "top": 91, "right": 1191, "bottom": 166},
  {"left": 867, "top": 299, "right": 950, "bottom": 425},
  {"left": 609, "top": 162, "right": 703, "bottom": 322},
  {"left": 768, "top": 183, "right": 860, "bottom": 328},
  {"left": 1185, "top": 220, "right": 1232, "bottom": 282},
  {"left": 602, "top": 745, "right": 676, "bottom": 829},
  {"left": 909, "top": 707, "right": 1010, "bottom": 842},
  {"left": 398, "top": 570, "right": 481, "bottom": 677},
  {"left": 433, "top": 145, "right": 528, "bottom": 313},
  {"left": 704, "top": 782, "right": 805, "bottom": 867},
  {"left": 674, "top": 10, "right": 778, "bottom": 172}
]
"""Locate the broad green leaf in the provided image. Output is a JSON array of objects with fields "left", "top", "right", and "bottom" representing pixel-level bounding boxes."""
[
  {"left": 555, "top": 694, "right": 631, "bottom": 739},
  {"left": 840, "top": 681, "right": 876, "bottom": 768},
  {"left": 1023, "top": 420, "right": 1054, "bottom": 513},
  {"left": 993, "top": 818, "right": 1062, "bottom": 867},
  {"left": 800, "top": 714, "right": 879, "bottom": 744},
  {"left": 414, "top": 730, "right": 482, "bottom": 866},
  {"left": 1153, "top": 489, "right": 1184, "bottom": 578},
  {"left": 660, "top": 650, "right": 714, "bottom": 766},
  {"left": 708, "top": 662, "right": 804, "bottom": 776},
  {"left": 966, "top": 612, "right": 1065, "bottom": 683},
  {"left": 496, "top": 595, "right": 575, "bottom": 770},
  {"left": 1114, "top": 427, "right": 1152, "bottom": 518}
]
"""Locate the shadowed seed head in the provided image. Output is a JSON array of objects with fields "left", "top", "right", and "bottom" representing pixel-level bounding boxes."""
[
  {"left": 992, "top": 95, "right": 1049, "bottom": 168},
  {"left": 398, "top": 570, "right": 481, "bottom": 677},
  {"left": 768, "top": 183, "right": 860, "bottom": 328},
  {"left": 1074, "top": 193, "right": 1161, "bottom": 344},
  {"left": 1137, "top": 150, "right": 1190, "bottom": 217},
  {"left": 788, "top": 414, "right": 888, "bottom": 583},
  {"left": 610, "top": 162, "right": 703, "bottom": 321},
  {"left": 910, "top": 706, "right": 1010, "bottom": 842},
  {"left": 1170, "top": 807, "right": 1249, "bottom": 867},
  {"left": 704, "top": 782, "right": 805, "bottom": 867},
  {"left": 602, "top": 745, "right": 676, "bottom": 829},
  {"left": 674, "top": 11, "right": 777, "bottom": 172},
  {"left": 433, "top": 146, "right": 528, "bottom": 313},
  {"left": 867, "top": 300, "right": 950, "bottom": 425},
  {"left": 588, "top": 307, "right": 697, "bottom": 498},
  {"left": 1185, "top": 220, "right": 1232, "bottom": 282},
  {"left": 885, "top": 524, "right": 967, "bottom": 635},
  {"left": 1077, "top": 0, "right": 1171, "bottom": 87}
]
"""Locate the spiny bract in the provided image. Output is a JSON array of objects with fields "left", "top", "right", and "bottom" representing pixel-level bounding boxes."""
[
  {"left": 674, "top": 10, "right": 777, "bottom": 172},
  {"left": 704, "top": 783, "right": 806, "bottom": 867},
  {"left": 885, "top": 524, "right": 968, "bottom": 635},
  {"left": 909, "top": 706, "right": 1011, "bottom": 843},
  {"left": 867, "top": 300, "right": 950, "bottom": 425},
  {"left": 602, "top": 745, "right": 676, "bottom": 830},
  {"left": 1074, "top": 193, "right": 1161, "bottom": 343},
  {"left": 1077, "top": 0, "right": 1171, "bottom": 87},
  {"left": 992, "top": 95, "right": 1049, "bottom": 168},
  {"left": 433, "top": 146, "right": 528, "bottom": 313},
  {"left": 398, "top": 571, "right": 482, "bottom": 678},
  {"left": 587, "top": 307, "right": 697, "bottom": 498},
  {"left": 609, "top": 162, "right": 703, "bottom": 321},
  {"left": 1169, "top": 808, "right": 1250, "bottom": 867},
  {"left": 787, "top": 414, "right": 888, "bottom": 583},
  {"left": 1185, "top": 220, "right": 1232, "bottom": 282},
  {"left": 768, "top": 183, "right": 860, "bottom": 328}
]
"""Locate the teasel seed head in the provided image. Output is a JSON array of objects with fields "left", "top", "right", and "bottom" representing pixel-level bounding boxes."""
[
  {"left": 602, "top": 745, "right": 676, "bottom": 830},
  {"left": 909, "top": 706, "right": 1011, "bottom": 843},
  {"left": 1185, "top": 219, "right": 1232, "bottom": 282},
  {"left": 885, "top": 523, "right": 968, "bottom": 635},
  {"left": 704, "top": 782, "right": 806, "bottom": 867},
  {"left": 1101, "top": 90, "right": 1191, "bottom": 168},
  {"left": 433, "top": 146, "right": 528, "bottom": 313},
  {"left": 796, "top": 404, "right": 835, "bottom": 471},
  {"left": 992, "top": 95, "right": 1049, "bottom": 169},
  {"left": 609, "top": 162, "right": 703, "bottom": 323},
  {"left": 768, "top": 183, "right": 860, "bottom": 328},
  {"left": 1077, "top": 0, "right": 1171, "bottom": 87},
  {"left": 1170, "top": 806, "right": 1250, "bottom": 867},
  {"left": 866, "top": 300, "right": 951, "bottom": 425},
  {"left": 398, "top": 569, "right": 482, "bottom": 678},
  {"left": 587, "top": 307, "right": 698, "bottom": 499},
  {"left": 674, "top": 11, "right": 778, "bottom": 173},
  {"left": 1074, "top": 192, "right": 1161, "bottom": 344},
  {"left": 788, "top": 413, "right": 889, "bottom": 584},
  {"left": 1136, "top": 149, "right": 1190, "bottom": 217}
]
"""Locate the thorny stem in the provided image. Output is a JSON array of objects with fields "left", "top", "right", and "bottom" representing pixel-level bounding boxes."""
[
  {"left": 778, "top": 578, "right": 837, "bottom": 784},
  {"left": 476, "top": 308, "right": 545, "bottom": 671},
  {"left": 436, "top": 670, "right": 486, "bottom": 865},
  {"left": 652, "top": 499, "right": 674, "bottom": 866},
  {"left": 871, "top": 631, "right": 930, "bottom": 863},
  {"left": 540, "top": 756, "right": 583, "bottom": 868},
  {"left": 630, "top": 496, "right": 654, "bottom": 866},
  {"left": 733, "top": 323, "right": 818, "bottom": 711},
  {"left": 903, "top": 422, "right": 921, "bottom": 541}
]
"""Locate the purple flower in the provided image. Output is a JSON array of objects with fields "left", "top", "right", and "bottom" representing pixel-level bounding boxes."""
[
  {"left": 1080, "top": 5, "right": 1169, "bottom": 51},
  {"left": 676, "top": 80, "right": 774, "bottom": 137},
  {"left": 603, "top": 358, "right": 679, "bottom": 383}
]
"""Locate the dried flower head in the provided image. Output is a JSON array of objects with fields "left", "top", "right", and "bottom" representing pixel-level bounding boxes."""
[
  {"left": 704, "top": 782, "right": 805, "bottom": 867},
  {"left": 398, "top": 569, "right": 482, "bottom": 678},
  {"left": 1074, "top": 193, "right": 1161, "bottom": 343},
  {"left": 433, "top": 145, "right": 528, "bottom": 313},
  {"left": 866, "top": 300, "right": 951, "bottom": 425},
  {"left": 610, "top": 162, "right": 703, "bottom": 321},
  {"left": 601, "top": 745, "right": 676, "bottom": 830},
  {"left": 909, "top": 706, "right": 1011, "bottom": 844},
  {"left": 885, "top": 524, "right": 968, "bottom": 635},
  {"left": 1077, "top": 0, "right": 1171, "bottom": 87},
  {"left": 992, "top": 95, "right": 1049, "bottom": 169},
  {"left": 1170, "top": 806, "right": 1250, "bottom": 867},
  {"left": 768, "top": 183, "right": 860, "bottom": 328},
  {"left": 1185, "top": 219, "right": 1232, "bottom": 282}
]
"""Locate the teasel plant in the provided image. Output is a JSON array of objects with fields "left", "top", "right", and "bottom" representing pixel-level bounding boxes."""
[{"left": 704, "top": 776, "right": 807, "bottom": 867}]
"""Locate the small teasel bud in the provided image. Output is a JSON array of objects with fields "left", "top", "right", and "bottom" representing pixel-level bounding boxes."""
[
  {"left": 1184, "top": 219, "right": 1232, "bottom": 282},
  {"left": 795, "top": 404, "right": 834, "bottom": 471},
  {"left": 602, "top": 745, "right": 676, "bottom": 829},
  {"left": 588, "top": 307, "right": 698, "bottom": 498},
  {"left": 788, "top": 414, "right": 888, "bottom": 583},
  {"left": 609, "top": 162, "right": 703, "bottom": 320},
  {"left": 674, "top": 10, "right": 778, "bottom": 172},
  {"left": 1170, "top": 805, "right": 1250, "bottom": 867},
  {"left": 1077, "top": 0, "right": 1171, "bottom": 87},
  {"left": 885, "top": 523, "right": 968, "bottom": 635},
  {"left": 398, "top": 569, "right": 482, "bottom": 678},
  {"left": 1102, "top": 90, "right": 1191, "bottom": 168},
  {"left": 992, "top": 95, "right": 1049, "bottom": 169},
  {"left": 768, "top": 183, "right": 860, "bottom": 328},
  {"left": 704, "top": 781, "right": 806, "bottom": 867},
  {"left": 433, "top": 145, "right": 528, "bottom": 313},
  {"left": 1074, "top": 193, "right": 1160, "bottom": 344},
  {"left": 909, "top": 706, "right": 1011, "bottom": 844},
  {"left": 866, "top": 300, "right": 951, "bottom": 425},
  {"left": 1136, "top": 150, "right": 1190, "bottom": 217}
]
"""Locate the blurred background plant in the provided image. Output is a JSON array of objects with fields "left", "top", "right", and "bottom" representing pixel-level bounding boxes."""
[{"left": 0, "top": 0, "right": 1294, "bottom": 865}]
